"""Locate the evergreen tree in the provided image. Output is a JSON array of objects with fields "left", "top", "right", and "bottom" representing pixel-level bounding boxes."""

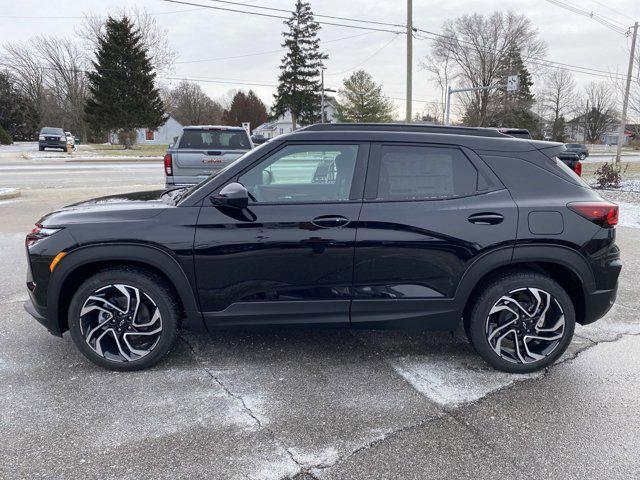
[
  {"left": 221, "top": 90, "right": 268, "bottom": 130},
  {"left": 85, "top": 16, "right": 165, "bottom": 148},
  {"left": 487, "top": 45, "right": 537, "bottom": 131},
  {"left": 335, "top": 70, "right": 396, "bottom": 122},
  {"left": 272, "top": 1, "right": 327, "bottom": 129}
]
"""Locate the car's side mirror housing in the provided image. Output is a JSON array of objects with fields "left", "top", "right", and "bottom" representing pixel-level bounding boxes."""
[{"left": 210, "top": 182, "right": 249, "bottom": 209}]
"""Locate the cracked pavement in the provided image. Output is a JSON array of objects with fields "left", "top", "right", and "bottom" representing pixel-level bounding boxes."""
[{"left": 1, "top": 156, "right": 640, "bottom": 479}]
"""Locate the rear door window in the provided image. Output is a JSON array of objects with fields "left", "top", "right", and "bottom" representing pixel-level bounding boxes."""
[
  {"left": 179, "top": 129, "right": 250, "bottom": 150},
  {"left": 373, "top": 145, "right": 478, "bottom": 201}
]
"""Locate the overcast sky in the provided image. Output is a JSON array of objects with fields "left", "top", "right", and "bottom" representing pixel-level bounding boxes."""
[{"left": 1, "top": 0, "right": 638, "bottom": 118}]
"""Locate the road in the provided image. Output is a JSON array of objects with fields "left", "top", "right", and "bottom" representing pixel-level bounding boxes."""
[{"left": 1, "top": 149, "right": 640, "bottom": 479}]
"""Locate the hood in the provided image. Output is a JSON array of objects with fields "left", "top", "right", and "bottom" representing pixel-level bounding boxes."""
[{"left": 39, "top": 189, "right": 172, "bottom": 227}]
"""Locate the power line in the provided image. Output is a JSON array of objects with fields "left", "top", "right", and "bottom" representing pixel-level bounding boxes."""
[
  {"left": 161, "top": 0, "right": 404, "bottom": 34},
  {"left": 588, "top": 0, "right": 638, "bottom": 23},
  {"left": 543, "top": 0, "right": 630, "bottom": 34},
  {"left": 326, "top": 33, "right": 401, "bottom": 76},
  {"left": 206, "top": 0, "right": 405, "bottom": 29},
  {"left": 175, "top": 31, "right": 375, "bottom": 65}
]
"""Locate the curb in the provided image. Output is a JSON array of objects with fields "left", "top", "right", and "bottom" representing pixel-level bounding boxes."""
[
  {"left": 0, "top": 188, "right": 20, "bottom": 200},
  {"left": 65, "top": 157, "right": 162, "bottom": 163}
]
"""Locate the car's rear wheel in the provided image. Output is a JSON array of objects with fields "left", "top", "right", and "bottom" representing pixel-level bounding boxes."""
[
  {"left": 579, "top": 153, "right": 586, "bottom": 160},
  {"left": 466, "top": 271, "right": 575, "bottom": 373},
  {"left": 68, "top": 268, "right": 180, "bottom": 371}
]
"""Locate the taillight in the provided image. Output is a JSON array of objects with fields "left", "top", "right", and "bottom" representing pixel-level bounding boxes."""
[
  {"left": 568, "top": 202, "right": 618, "bottom": 228},
  {"left": 164, "top": 153, "right": 173, "bottom": 176},
  {"left": 573, "top": 161, "right": 582, "bottom": 176}
]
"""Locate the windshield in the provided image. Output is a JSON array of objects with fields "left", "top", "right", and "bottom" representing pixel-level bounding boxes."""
[
  {"left": 175, "top": 141, "right": 273, "bottom": 204},
  {"left": 178, "top": 129, "right": 250, "bottom": 150},
  {"left": 41, "top": 127, "right": 64, "bottom": 135}
]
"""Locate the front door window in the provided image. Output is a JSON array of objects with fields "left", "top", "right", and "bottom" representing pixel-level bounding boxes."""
[{"left": 238, "top": 144, "right": 359, "bottom": 203}]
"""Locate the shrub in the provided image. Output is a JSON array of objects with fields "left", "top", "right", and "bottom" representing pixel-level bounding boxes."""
[
  {"left": 629, "top": 138, "right": 640, "bottom": 151},
  {"left": 594, "top": 161, "right": 628, "bottom": 189},
  {"left": 0, "top": 124, "right": 12, "bottom": 145}
]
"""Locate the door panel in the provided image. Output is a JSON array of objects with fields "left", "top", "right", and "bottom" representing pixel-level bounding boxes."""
[
  {"left": 193, "top": 142, "right": 368, "bottom": 327},
  {"left": 352, "top": 143, "right": 517, "bottom": 328},
  {"left": 194, "top": 203, "right": 360, "bottom": 325}
]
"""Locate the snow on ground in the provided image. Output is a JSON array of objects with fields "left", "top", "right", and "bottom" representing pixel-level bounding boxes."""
[
  {"left": 620, "top": 180, "right": 640, "bottom": 192},
  {"left": 618, "top": 202, "right": 640, "bottom": 229},
  {"left": 390, "top": 356, "right": 540, "bottom": 407}
]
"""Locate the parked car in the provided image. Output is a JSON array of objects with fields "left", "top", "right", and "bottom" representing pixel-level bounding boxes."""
[
  {"left": 564, "top": 143, "right": 589, "bottom": 160},
  {"left": 251, "top": 133, "right": 268, "bottom": 145},
  {"left": 38, "top": 127, "right": 67, "bottom": 151},
  {"left": 164, "top": 125, "right": 253, "bottom": 188},
  {"left": 557, "top": 151, "right": 582, "bottom": 176},
  {"left": 497, "top": 128, "right": 532, "bottom": 139},
  {"left": 24, "top": 123, "right": 621, "bottom": 373}
]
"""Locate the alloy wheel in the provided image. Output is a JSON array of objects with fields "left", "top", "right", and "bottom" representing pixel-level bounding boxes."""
[
  {"left": 485, "top": 287, "right": 565, "bottom": 364},
  {"left": 79, "top": 284, "right": 163, "bottom": 362}
]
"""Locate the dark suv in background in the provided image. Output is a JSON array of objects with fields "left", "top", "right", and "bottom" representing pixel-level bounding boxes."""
[
  {"left": 24, "top": 124, "right": 621, "bottom": 373},
  {"left": 38, "top": 127, "right": 67, "bottom": 151},
  {"left": 564, "top": 143, "right": 589, "bottom": 160}
]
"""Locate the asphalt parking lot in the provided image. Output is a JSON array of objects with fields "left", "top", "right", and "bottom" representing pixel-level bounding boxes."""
[{"left": 1, "top": 148, "right": 640, "bottom": 479}]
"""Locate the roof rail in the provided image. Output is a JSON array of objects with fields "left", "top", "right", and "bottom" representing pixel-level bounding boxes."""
[{"left": 300, "top": 123, "right": 509, "bottom": 138}]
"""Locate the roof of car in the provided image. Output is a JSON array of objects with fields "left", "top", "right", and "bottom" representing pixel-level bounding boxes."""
[
  {"left": 302, "top": 123, "right": 510, "bottom": 138},
  {"left": 183, "top": 125, "right": 247, "bottom": 131}
]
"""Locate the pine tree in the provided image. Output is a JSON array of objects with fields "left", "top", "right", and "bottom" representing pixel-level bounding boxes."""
[
  {"left": 85, "top": 16, "right": 165, "bottom": 148},
  {"left": 272, "top": 1, "right": 327, "bottom": 129},
  {"left": 488, "top": 46, "right": 537, "bottom": 131},
  {"left": 335, "top": 70, "right": 396, "bottom": 122}
]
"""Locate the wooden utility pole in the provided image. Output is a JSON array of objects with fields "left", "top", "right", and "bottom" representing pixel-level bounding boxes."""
[
  {"left": 405, "top": 0, "right": 413, "bottom": 123},
  {"left": 616, "top": 21, "right": 638, "bottom": 163}
]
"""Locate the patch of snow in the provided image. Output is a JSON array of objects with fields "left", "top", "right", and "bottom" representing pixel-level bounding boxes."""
[
  {"left": 0, "top": 187, "right": 17, "bottom": 196},
  {"left": 390, "top": 355, "right": 540, "bottom": 407},
  {"left": 619, "top": 180, "right": 640, "bottom": 192},
  {"left": 289, "top": 446, "right": 340, "bottom": 468},
  {"left": 617, "top": 202, "right": 640, "bottom": 229}
]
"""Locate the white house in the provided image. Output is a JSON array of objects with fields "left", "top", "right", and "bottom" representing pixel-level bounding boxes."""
[
  {"left": 253, "top": 102, "right": 338, "bottom": 139},
  {"left": 109, "top": 115, "right": 184, "bottom": 145}
]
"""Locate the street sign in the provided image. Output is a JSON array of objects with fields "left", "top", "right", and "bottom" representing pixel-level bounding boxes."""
[{"left": 507, "top": 75, "right": 519, "bottom": 92}]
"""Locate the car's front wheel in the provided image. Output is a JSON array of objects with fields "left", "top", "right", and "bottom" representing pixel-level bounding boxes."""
[
  {"left": 68, "top": 268, "right": 180, "bottom": 371},
  {"left": 466, "top": 271, "right": 575, "bottom": 373}
]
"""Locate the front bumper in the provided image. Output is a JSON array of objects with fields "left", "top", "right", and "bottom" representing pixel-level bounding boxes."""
[
  {"left": 39, "top": 140, "right": 67, "bottom": 149},
  {"left": 24, "top": 297, "right": 61, "bottom": 336}
]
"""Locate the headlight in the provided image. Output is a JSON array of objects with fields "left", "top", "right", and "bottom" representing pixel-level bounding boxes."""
[
  {"left": 39, "top": 135, "right": 45, "bottom": 141},
  {"left": 26, "top": 224, "right": 61, "bottom": 247}
]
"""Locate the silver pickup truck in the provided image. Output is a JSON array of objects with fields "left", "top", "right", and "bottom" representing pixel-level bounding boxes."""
[{"left": 164, "top": 125, "right": 253, "bottom": 188}]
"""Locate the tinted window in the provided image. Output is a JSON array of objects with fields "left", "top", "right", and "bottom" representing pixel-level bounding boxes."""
[
  {"left": 41, "top": 127, "right": 64, "bottom": 135},
  {"left": 376, "top": 145, "right": 478, "bottom": 200},
  {"left": 238, "top": 144, "right": 358, "bottom": 203},
  {"left": 179, "top": 129, "right": 250, "bottom": 150}
]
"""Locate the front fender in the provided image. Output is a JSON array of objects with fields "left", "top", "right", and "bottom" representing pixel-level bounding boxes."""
[{"left": 48, "top": 243, "right": 205, "bottom": 334}]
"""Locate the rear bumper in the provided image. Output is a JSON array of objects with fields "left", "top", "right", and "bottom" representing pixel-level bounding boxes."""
[{"left": 581, "top": 284, "right": 618, "bottom": 325}]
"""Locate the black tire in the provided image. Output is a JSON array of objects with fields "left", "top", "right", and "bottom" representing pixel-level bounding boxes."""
[
  {"left": 39, "top": 146, "right": 44, "bottom": 151},
  {"left": 465, "top": 270, "right": 575, "bottom": 373},
  {"left": 68, "top": 267, "right": 180, "bottom": 371},
  {"left": 579, "top": 153, "right": 586, "bottom": 160}
]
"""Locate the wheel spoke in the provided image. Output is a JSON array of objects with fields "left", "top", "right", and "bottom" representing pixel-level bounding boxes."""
[
  {"left": 486, "top": 286, "right": 566, "bottom": 365},
  {"left": 79, "top": 283, "right": 163, "bottom": 363}
]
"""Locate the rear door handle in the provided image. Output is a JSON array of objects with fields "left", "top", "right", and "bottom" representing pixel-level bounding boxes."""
[
  {"left": 311, "top": 215, "right": 350, "bottom": 228},
  {"left": 468, "top": 212, "right": 504, "bottom": 225}
]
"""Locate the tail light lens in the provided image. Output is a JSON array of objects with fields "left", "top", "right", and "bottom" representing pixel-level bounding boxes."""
[
  {"left": 26, "top": 224, "right": 61, "bottom": 247},
  {"left": 164, "top": 153, "right": 173, "bottom": 176},
  {"left": 573, "top": 161, "right": 582, "bottom": 176},
  {"left": 568, "top": 202, "right": 618, "bottom": 228}
]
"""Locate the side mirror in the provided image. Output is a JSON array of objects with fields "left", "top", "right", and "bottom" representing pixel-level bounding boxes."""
[{"left": 210, "top": 182, "right": 249, "bottom": 209}]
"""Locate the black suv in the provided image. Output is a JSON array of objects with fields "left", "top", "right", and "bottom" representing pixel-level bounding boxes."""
[
  {"left": 24, "top": 124, "right": 621, "bottom": 373},
  {"left": 38, "top": 127, "right": 67, "bottom": 151}
]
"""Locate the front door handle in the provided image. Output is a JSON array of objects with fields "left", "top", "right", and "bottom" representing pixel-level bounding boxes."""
[
  {"left": 311, "top": 215, "right": 350, "bottom": 228},
  {"left": 468, "top": 212, "right": 504, "bottom": 225}
]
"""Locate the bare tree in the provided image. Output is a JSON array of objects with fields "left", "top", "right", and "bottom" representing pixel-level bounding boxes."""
[
  {"left": 540, "top": 69, "right": 577, "bottom": 140},
  {"left": 78, "top": 7, "right": 175, "bottom": 79},
  {"left": 419, "top": 53, "right": 457, "bottom": 124},
  {"left": 432, "top": 11, "right": 546, "bottom": 126},
  {"left": 2, "top": 42, "right": 47, "bottom": 127},
  {"left": 163, "top": 80, "right": 223, "bottom": 125},
  {"left": 580, "top": 81, "right": 617, "bottom": 144},
  {"left": 32, "top": 37, "right": 88, "bottom": 138}
]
